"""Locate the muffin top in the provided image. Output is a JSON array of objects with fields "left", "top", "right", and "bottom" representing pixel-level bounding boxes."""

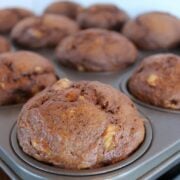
[
  {"left": 11, "top": 14, "right": 79, "bottom": 49},
  {"left": 0, "top": 51, "right": 57, "bottom": 105},
  {"left": 17, "top": 79, "right": 145, "bottom": 169},
  {"left": 122, "top": 12, "right": 180, "bottom": 50},
  {"left": 0, "top": 7, "right": 34, "bottom": 33},
  {"left": 56, "top": 29, "right": 137, "bottom": 72},
  {"left": 44, "top": 1, "right": 83, "bottom": 19},
  {"left": 128, "top": 54, "right": 180, "bottom": 109},
  {"left": 0, "top": 36, "right": 11, "bottom": 53},
  {"left": 77, "top": 4, "right": 129, "bottom": 30}
]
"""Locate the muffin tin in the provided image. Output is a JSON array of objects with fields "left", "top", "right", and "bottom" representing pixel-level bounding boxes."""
[{"left": 0, "top": 50, "right": 180, "bottom": 179}]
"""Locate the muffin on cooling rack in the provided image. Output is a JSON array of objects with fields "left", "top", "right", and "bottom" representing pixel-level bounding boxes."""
[
  {"left": 122, "top": 12, "right": 180, "bottom": 50},
  {"left": 17, "top": 78, "right": 145, "bottom": 169},
  {"left": 0, "top": 51, "right": 58, "bottom": 105},
  {"left": 0, "top": 7, "right": 34, "bottom": 33},
  {"left": 77, "top": 4, "right": 129, "bottom": 30},
  {"left": 11, "top": 14, "right": 79, "bottom": 49},
  {"left": 56, "top": 29, "right": 137, "bottom": 72},
  {"left": 128, "top": 54, "right": 180, "bottom": 110},
  {"left": 0, "top": 36, "right": 11, "bottom": 53},
  {"left": 44, "top": 1, "right": 83, "bottom": 20}
]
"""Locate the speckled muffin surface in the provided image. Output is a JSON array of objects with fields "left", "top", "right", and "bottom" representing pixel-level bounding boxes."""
[
  {"left": 77, "top": 4, "right": 129, "bottom": 30},
  {"left": 0, "top": 8, "right": 34, "bottom": 33},
  {"left": 122, "top": 12, "right": 180, "bottom": 50},
  {"left": 0, "top": 51, "right": 57, "bottom": 105},
  {"left": 17, "top": 79, "right": 145, "bottom": 170},
  {"left": 56, "top": 29, "right": 137, "bottom": 72},
  {"left": 11, "top": 14, "right": 79, "bottom": 49},
  {"left": 44, "top": 1, "right": 83, "bottom": 19},
  {"left": 0, "top": 36, "right": 11, "bottom": 53},
  {"left": 128, "top": 54, "right": 180, "bottom": 110}
]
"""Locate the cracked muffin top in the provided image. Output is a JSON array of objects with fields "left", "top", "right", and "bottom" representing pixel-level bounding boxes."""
[
  {"left": 56, "top": 29, "right": 137, "bottom": 72},
  {"left": 44, "top": 1, "right": 83, "bottom": 20},
  {"left": 0, "top": 36, "right": 11, "bottom": 53},
  {"left": 11, "top": 14, "right": 79, "bottom": 49},
  {"left": 128, "top": 54, "right": 180, "bottom": 110},
  {"left": 0, "top": 51, "right": 58, "bottom": 105},
  {"left": 17, "top": 78, "right": 145, "bottom": 170},
  {"left": 0, "top": 7, "right": 34, "bottom": 33},
  {"left": 122, "top": 12, "right": 180, "bottom": 50},
  {"left": 77, "top": 4, "right": 129, "bottom": 30}
]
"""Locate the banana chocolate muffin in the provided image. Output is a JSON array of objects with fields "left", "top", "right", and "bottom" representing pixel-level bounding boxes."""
[
  {"left": 11, "top": 14, "right": 79, "bottom": 49},
  {"left": 77, "top": 4, "right": 129, "bottom": 30},
  {"left": 44, "top": 1, "right": 83, "bottom": 20},
  {"left": 0, "top": 7, "right": 34, "bottom": 33},
  {"left": 0, "top": 51, "right": 58, "bottom": 105},
  {"left": 128, "top": 54, "right": 180, "bottom": 110},
  {"left": 17, "top": 79, "right": 145, "bottom": 170},
  {"left": 56, "top": 29, "right": 137, "bottom": 72},
  {"left": 122, "top": 12, "right": 180, "bottom": 50},
  {"left": 0, "top": 36, "right": 11, "bottom": 53}
]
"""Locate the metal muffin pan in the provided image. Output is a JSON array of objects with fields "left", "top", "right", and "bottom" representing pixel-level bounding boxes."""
[{"left": 0, "top": 50, "right": 180, "bottom": 180}]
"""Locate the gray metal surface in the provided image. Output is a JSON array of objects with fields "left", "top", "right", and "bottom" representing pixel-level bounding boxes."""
[{"left": 0, "top": 50, "right": 180, "bottom": 179}]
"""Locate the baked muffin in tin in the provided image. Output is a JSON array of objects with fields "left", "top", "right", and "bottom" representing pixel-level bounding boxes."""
[
  {"left": 11, "top": 14, "right": 79, "bottom": 49},
  {"left": 0, "top": 51, "right": 58, "bottom": 105},
  {"left": 122, "top": 12, "right": 180, "bottom": 50},
  {"left": 0, "top": 7, "right": 34, "bottom": 33},
  {"left": 56, "top": 29, "right": 137, "bottom": 72},
  {"left": 44, "top": 1, "right": 83, "bottom": 20},
  {"left": 17, "top": 78, "right": 145, "bottom": 169},
  {"left": 128, "top": 53, "right": 180, "bottom": 110},
  {"left": 77, "top": 4, "right": 129, "bottom": 31}
]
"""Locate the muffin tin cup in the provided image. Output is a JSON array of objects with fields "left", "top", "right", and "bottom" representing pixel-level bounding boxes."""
[
  {"left": 10, "top": 117, "right": 152, "bottom": 176},
  {"left": 119, "top": 73, "right": 180, "bottom": 114}
]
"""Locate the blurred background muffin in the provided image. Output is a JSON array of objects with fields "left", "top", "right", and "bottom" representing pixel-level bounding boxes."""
[
  {"left": 0, "top": 51, "right": 58, "bottom": 105},
  {"left": 77, "top": 4, "right": 129, "bottom": 31},
  {"left": 56, "top": 29, "right": 137, "bottom": 72},
  {"left": 122, "top": 12, "right": 180, "bottom": 50},
  {"left": 11, "top": 14, "right": 79, "bottom": 49},
  {"left": 0, "top": 7, "right": 34, "bottom": 33},
  {"left": 128, "top": 53, "right": 180, "bottom": 109}
]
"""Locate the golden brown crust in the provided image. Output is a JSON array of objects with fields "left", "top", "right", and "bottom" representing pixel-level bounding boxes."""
[
  {"left": 0, "top": 51, "right": 58, "bottom": 105},
  {"left": 17, "top": 79, "right": 145, "bottom": 170},
  {"left": 77, "top": 4, "right": 129, "bottom": 30},
  {"left": 56, "top": 29, "right": 137, "bottom": 72},
  {"left": 128, "top": 53, "right": 180, "bottom": 109},
  {"left": 122, "top": 12, "right": 180, "bottom": 50},
  {"left": 11, "top": 14, "right": 79, "bottom": 48}
]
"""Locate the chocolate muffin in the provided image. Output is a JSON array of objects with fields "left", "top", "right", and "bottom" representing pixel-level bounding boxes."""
[
  {"left": 128, "top": 54, "right": 180, "bottom": 110},
  {"left": 56, "top": 29, "right": 138, "bottom": 72},
  {"left": 11, "top": 14, "right": 79, "bottom": 49},
  {"left": 44, "top": 1, "right": 83, "bottom": 20},
  {"left": 77, "top": 4, "right": 129, "bottom": 30},
  {"left": 17, "top": 79, "right": 145, "bottom": 169},
  {"left": 122, "top": 12, "right": 180, "bottom": 50},
  {"left": 0, "top": 8, "right": 34, "bottom": 33},
  {"left": 0, "top": 36, "right": 11, "bottom": 53},
  {"left": 0, "top": 51, "right": 58, "bottom": 105}
]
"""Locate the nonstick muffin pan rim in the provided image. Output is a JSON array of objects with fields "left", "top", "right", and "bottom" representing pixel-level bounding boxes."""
[
  {"left": 10, "top": 117, "right": 152, "bottom": 176},
  {"left": 119, "top": 73, "right": 180, "bottom": 114}
]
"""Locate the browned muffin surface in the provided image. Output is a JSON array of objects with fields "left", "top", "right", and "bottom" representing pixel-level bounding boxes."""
[
  {"left": 128, "top": 54, "right": 180, "bottom": 109},
  {"left": 0, "top": 36, "right": 11, "bottom": 53},
  {"left": 44, "top": 1, "right": 83, "bottom": 19},
  {"left": 11, "top": 14, "right": 79, "bottom": 49},
  {"left": 56, "top": 29, "right": 137, "bottom": 72},
  {"left": 17, "top": 79, "right": 145, "bottom": 170},
  {"left": 77, "top": 4, "right": 129, "bottom": 30},
  {"left": 122, "top": 12, "right": 180, "bottom": 50},
  {"left": 0, "top": 51, "right": 58, "bottom": 105},
  {"left": 0, "top": 8, "right": 34, "bottom": 33}
]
